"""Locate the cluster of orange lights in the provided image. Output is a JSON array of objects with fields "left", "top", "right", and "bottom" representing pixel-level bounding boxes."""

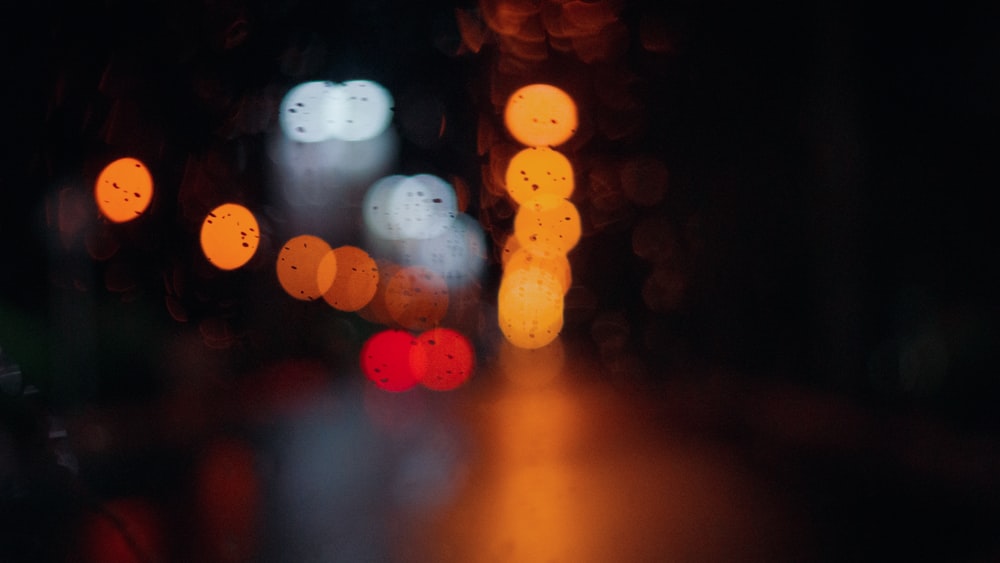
[
  {"left": 89, "top": 84, "right": 583, "bottom": 385},
  {"left": 93, "top": 158, "right": 478, "bottom": 391},
  {"left": 499, "top": 84, "right": 580, "bottom": 349}
]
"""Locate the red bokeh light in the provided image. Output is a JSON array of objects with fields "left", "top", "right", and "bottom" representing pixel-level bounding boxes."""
[
  {"left": 414, "top": 327, "right": 475, "bottom": 391},
  {"left": 360, "top": 329, "right": 426, "bottom": 392}
]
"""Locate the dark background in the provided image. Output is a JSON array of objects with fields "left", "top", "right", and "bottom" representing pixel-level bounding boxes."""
[{"left": 2, "top": 1, "right": 999, "bottom": 561}]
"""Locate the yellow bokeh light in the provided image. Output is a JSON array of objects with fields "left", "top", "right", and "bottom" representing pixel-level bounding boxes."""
[
  {"left": 513, "top": 194, "right": 582, "bottom": 257},
  {"left": 199, "top": 203, "right": 261, "bottom": 270},
  {"left": 384, "top": 265, "right": 449, "bottom": 331},
  {"left": 506, "top": 248, "right": 572, "bottom": 295},
  {"left": 94, "top": 157, "right": 154, "bottom": 223},
  {"left": 322, "top": 245, "right": 379, "bottom": 312},
  {"left": 503, "top": 84, "right": 578, "bottom": 148},
  {"left": 498, "top": 267, "right": 564, "bottom": 349},
  {"left": 504, "top": 147, "right": 574, "bottom": 204},
  {"left": 276, "top": 235, "right": 335, "bottom": 301}
]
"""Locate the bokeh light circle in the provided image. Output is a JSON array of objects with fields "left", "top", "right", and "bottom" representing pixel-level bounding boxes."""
[
  {"left": 94, "top": 157, "right": 154, "bottom": 223},
  {"left": 413, "top": 328, "right": 475, "bottom": 391},
  {"left": 322, "top": 245, "right": 379, "bottom": 312},
  {"left": 504, "top": 147, "right": 574, "bottom": 204},
  {"left": 360, "top": 329, "right": 425, "bottom": 392},
  {"left": 497, "top": 267, "right": 565, "bottom": 349},
  {"left": 384, "top": 265, "right": 450, "bottom": 331},
  {"left": 513, "top": 194, "right": 582, "bottom": 257},
  {"left": 324, "top": 80, "right": 395, "bottom": 142},
  {"left": 503, "top": 84, "right": 578, "bottom": 147},
  {"left": 276, "top": 235, "right": 336, "bottom": 300},
  {"left": 199, "top": 203, "right": 261, "bottom": 270},
  {"left": 279, "top": 80, "right": 339, "bottom": 143}
]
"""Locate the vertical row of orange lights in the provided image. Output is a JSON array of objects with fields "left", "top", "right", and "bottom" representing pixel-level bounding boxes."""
[{"left": 499, "top": 83, "right": 580, "bottom": 349}]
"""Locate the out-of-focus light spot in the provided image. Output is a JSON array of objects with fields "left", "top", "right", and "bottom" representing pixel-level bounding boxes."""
[
  {"left": 414, "top": 327, "right": 474, "bottom": 391},
  {"left": 279, "top": 80, "right": 339, "bottom": 143},
  {"left": 391, "top": 174, "right": 458, "bottom": 240},
  {"left": 505, "top": 147, "right": 574, "bottom": 204},
  {"left": 196, "top": 439, "right": 261, "bottom": 563},
  {"left": 199, "top": 203, "right": 261, "bottom": 270},
  {"left": 498, "top": 266, "right": 564, "bottom": 349},
  {"left": 362, "top": 174, "right": 408, "bottom": 240},
  {"left": 276, "top": 235, "right": 336, "bottom": 301},
  {"left": 499, "top": 232, "right": 522, "bottom": 266},
  {"left": 504, "top": 84, "right": 577, "bottom": 148},
  {"left": 385, "top": 266, "right": 450, "bottom": 331},
  {"left": 94, "top": 157, "right": 153, "bottom": 223},
  {"left": 363, "top": 174, "right": 459, "bottom": 241},
  {"left": 325, "top": 79, "right": 395, "bottom": 142},
  {"left": 513, "top": 194, "right": 581, "bottom": 257},
  {"left": 506, "top": 248, "right": 572, "bottom": 295},
  {"left": 360, "top": 329, "right": 425, "bottom": 392},
  {"left": 322, "top": 245, "right": 379, "bottom": 312},
  {"left": 79, "top": 497, "right": 165, "bottom": 563},
  {"left": 498, "top": 336, "right": 565, "bottom": 388},
  {"left": 388, "top": 212, "right": 487, "bottom": 289}
]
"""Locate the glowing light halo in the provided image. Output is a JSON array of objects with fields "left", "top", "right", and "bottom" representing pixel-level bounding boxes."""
[
  {"left": 504, "top": 147, "right": 575, "bottom": 204},
  {"left": 321, "top": 245, "right": 379, "bottom": 312},
  {"left": 199, "top": 203, "right": 261, "bottom": 270},
  {"left": 360, "top": 329, "right": 425, "bottom": 392},
  {"left": 503, "top": 84, "right": 578, "bottom": 148},
  {"left": 94, "top": 157, "right": 154, "bottom": 223},
  {"left": 513, "top": 194, "right": 582, "bottom": 257},
  {"left": 505, "top": 248, "right": 572, "bottom": 295},
  {"left": 279, "top": 80, "right": 340, "bottom": 143},
  {"left": 275, "top": 234, "right": 336, "bottom": 301},
  {"left": 363, "top": 174, "right": 460, "bottom": 242},
  {"left": 362, "top": 174, "right": 409, "bottom": 240},
  {"left": 384, "top": 265, "right": 450, "bottom": 331},
  {"left": 324, "top": 79, "right": 395, "bottom": 142},
  {"left": 497, "top": 266, "right": 565, "bottom": 349},
  {"left": 413, "top": 327, "right": 475, "bottom": 391},
  {"left": 388, "top": 174, "right": 458, "bottom": 240}
]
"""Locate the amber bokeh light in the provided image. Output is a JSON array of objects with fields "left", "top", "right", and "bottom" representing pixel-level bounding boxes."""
[
  {"left": 513, "top": 194, "right": 582, "bottom": 258},
  {"left": 503, "top": 84, "right": 578, "bottom": 147},
  {"left": 322, "top": 245, "right": 379, "bottom": 312},
  {"left": 276, "top": 235, "right": 336, "bottom": 301},
  {"left": 384, "top": 265, "right": 450, "bottom": 331},
  {"left": 199, "top": 203, "right": 261, "bottom": 270},
  {"left": 504, "top": 146, "right": 574, "bottom": 204},
  {"left": 94, "top": 157, "right": 154, "bottom": 223}
]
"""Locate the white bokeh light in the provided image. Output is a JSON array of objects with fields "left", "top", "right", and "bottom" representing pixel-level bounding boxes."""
[
  {"left": 325, "top": 80, "right": 395, "bottom": 142},
  {"left": 279, "top": 80, "right": 340, "bottom": 143}
]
